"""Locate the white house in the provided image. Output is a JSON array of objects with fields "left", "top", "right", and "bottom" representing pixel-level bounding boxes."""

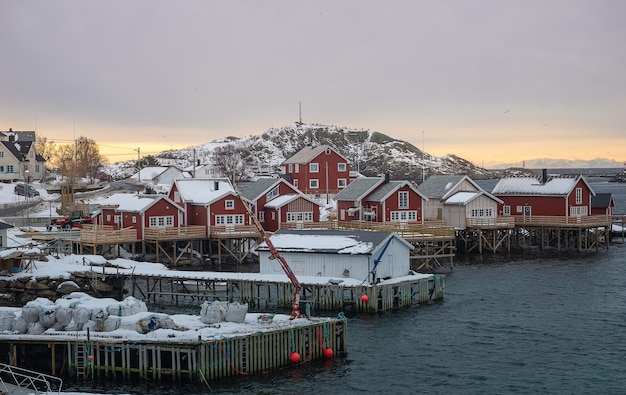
[
  {"left": 257, "top": 230, "right": 413, "bottom": 284},
  {"left": 131, "top": 166, "right": 185, "bottom": 186}
]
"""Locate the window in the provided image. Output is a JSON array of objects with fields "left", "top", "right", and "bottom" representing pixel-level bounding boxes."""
[
  {"left": 310, "top": 179, "right": 319, "bottom": 189},
  {"left": 575, "top": 187, "right": 583, "bottom": 204},
  {"left": 288, "top": 164, "right": 293, "bottom": 173},
  {"left": 149, "top": 216, "right": 174, "bottom": 228},
  {"left": 215, "top": 214, "right": 244, "bottom": 225},
  {"left": 225, "top": 200, "right": 234, "bottom": 210},
  {"left": 294, "top": 179, "right": 298, "bottom": 188},
  {"left": 338, "top": 178, "right": 347, "bottom": 188},
  {"left": 0, "top": 152, "right": 3, "bottom": 157},
  {"left": 174, "top": 191, "right": 181, "bottom": 203},
  {"left": 106, "top": 214, "right": 111, "bottom": 222},
  {"left": 390, "top": 211, "right": 417, "bottom": 222},
  {"left": 398, "top": 191, "right": 409, "bottom": 208},
  {"left": 0, "top": 166, "right": 3, "bottom": 172},
  {"left": 35, "top": 165, "right": 40, "bottom": 173},
  {"left": 132, "top": 216, "right": 137, "bottom": 224},
  {"left": 338, "top": 163, "right": 347, "bottom": 172},
  {"left": 310, "top": 163, "right": 319, "bottom": 173},
  {"left": 114, "top": 215, "right": 122, "bottom": 227},
  {"left": 259, "top": 212, "right": 265, "bottom": 222},
  {"left": 287, "top": 212, "right": 313, "bottom": 222},
  {"left": 295, "top": 164, "right": 299, "bottom": 173},
  {"left": 570, "top": 206, "right": 588, "bottom": 216},
  {"left": 516, "top": 206, "right": 523, "bottom": 213},
  {"left": 7, "top": 165, "right": 13, "bottom": 173},
  {"left": 266, "top": 187, "right": 279, "bottom": 201},
  {"left": 503, "top": 206, "right": 511, "bottom": 216}
]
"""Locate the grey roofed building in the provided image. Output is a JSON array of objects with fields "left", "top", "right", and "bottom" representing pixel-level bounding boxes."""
[
  {"left": 416, "top": 175, "right": 469, "bottom": 198},
  {"left": 591, "top": 193, "right": 614, "bottom": 209},
  {"left": 333, "top": 177, "right": 384, "bottom": 201},
  {"left": 281, "top": 144, "right": 347, "bottom": 165},
  {"left": 238, "top": 177, "right": 282, "bottom": 201}
]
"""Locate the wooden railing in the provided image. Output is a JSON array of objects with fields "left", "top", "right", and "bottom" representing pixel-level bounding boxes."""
[
  {"left": 209, "top": 225, "right": 260, "bottom": 237},
  {"left": 144, "top": 225, "right": 207, "bottom": 240},
  {"left": 79, "top": 225, "right": 140, "bottom": 243},
  {"left": 466, "top": 217, "right": 516, "bottom": 228},
  {"left": 335, "top": 220, "right": 456, "bottom": 238},
  {"left": 512, "top": 215, "right": 611, "bottom": 227},
  {"left": 280, "top": 221, "right": 337, "bottom": 230}
]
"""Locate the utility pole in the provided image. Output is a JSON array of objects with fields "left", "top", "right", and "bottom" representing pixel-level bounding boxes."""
[{"left": 137, "top": 147, "right": 141, "bottom": 182}]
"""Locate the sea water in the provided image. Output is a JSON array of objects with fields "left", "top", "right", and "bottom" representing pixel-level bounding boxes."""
[{"left": 66, "top": 178, "right": 626, "bottom": 395}]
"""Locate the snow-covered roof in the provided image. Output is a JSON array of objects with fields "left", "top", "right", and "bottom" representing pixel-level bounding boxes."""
[
  {"left": 443, "top": 190, "right": 503, "bottom": 205},
  {"left": 91, "top": 193, "right": 158, "bottom": 212},
  {"left": 257, "top": 230, "right": 412, "bottom": 255},
  {"left": 417, "top": 175, "right": 477, "bottom": 198},
  {"left": 367, "top": 180, "right": 427, "bottom": 202},
  {"left": 491, "top": 175, "right": 592, "bottom": 196},
  {"left": 173, "top": 178, "right": 235, "bottom": 204},
  {"left": 281, "top": 145, "right": 347, "bottom": 165},
  {"left": 263, "top": 193, "right": 321, "bottom": 209}
]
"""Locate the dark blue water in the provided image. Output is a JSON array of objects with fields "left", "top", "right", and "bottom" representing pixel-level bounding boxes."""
[{"left": 67, "top": 179, "right": 626, "bottom": 395}]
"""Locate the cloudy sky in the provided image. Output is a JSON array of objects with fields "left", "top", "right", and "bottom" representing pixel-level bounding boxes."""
[{"left": 2, "top": 1, "right": 624, "bottom": 167}]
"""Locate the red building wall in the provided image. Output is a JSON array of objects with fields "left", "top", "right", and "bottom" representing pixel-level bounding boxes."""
[
  {"left": 208, "top": 193, "right": 250, "bottom": 227},
  {"left": 368, "top": 186, "right": 424, "bottom": 223},
  {"left": 498, "top": 196, "right": 566, "bottom": 216},
  {"left": 285, "top": 150, "right": 350, "bottom": 195}
]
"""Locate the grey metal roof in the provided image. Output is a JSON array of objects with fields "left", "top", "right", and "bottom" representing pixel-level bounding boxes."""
[
  {"left": 257, "top": 229, "right": 403, "bottom": 254},
  {"left": 367, "top": 181, "right": 405, "bottom": 202},
  {"left": 417, "top": 175, "right": 466, "bottom": 198},
  {"left": 0, "top": 221, "right": 14, "bottom": 230},
  {"left": 238, "top": 178, "right": 280, "bottom": 201},
  {"left": 591, "top": 193, "right": 613, "bottom": 208},
  {"left": 282, "top": 145, "right": 334, "bottom": 165},
  {"left": 334, "top": 177, "right": 383, "bottom": 201}
]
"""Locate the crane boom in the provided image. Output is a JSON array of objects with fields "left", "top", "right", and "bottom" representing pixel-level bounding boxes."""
[{"left": 237, "top": 193, "right": 302, "bottom": 319}]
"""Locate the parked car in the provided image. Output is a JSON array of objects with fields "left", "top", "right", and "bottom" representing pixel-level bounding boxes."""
[{"left": 14, "top": 183, "right": 40, "bottom": 197}]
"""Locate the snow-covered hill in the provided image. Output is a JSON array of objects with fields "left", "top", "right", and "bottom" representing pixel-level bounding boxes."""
[{"left": 106, "top": 123, "right": 495, "bottom": 181}]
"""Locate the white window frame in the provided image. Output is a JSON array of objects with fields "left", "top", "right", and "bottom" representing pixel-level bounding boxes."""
[
  {"left": 215, "top": 214, "right": 244, "bottom": 225},
  {"left": 503, "top": 206, "right": 511, "bottom": 216},
  {"left": 266, "top": 187, "right": 279, "bottom": 201},
  {"left": 398, "top": 191, "right": 409, "bottom": 208},
  {"left": 570, "top": 206, "right": 588, "bottom": 216},
  {"left": 149, "top": 216, "right": 174, "bottom": 228},
  {"left": 338, "top": 163, "right": 347, "bottom": 172},
  {"left": 294, "top": 179, "right": 298, "bottom": 188},
  {"left": 575, "top": 187, "right": 583, "bottom": 204},
  {"left": 310, "top": 179, "right": 319, "bottom": 189},
  {"left": 287, "top": 212, "right": 313, "bottom": 222},
  {"left": 114, "top": 215, "right": 122, "bottom": 227},
  {"left": 390, "top": 210, "right": 417, "bottom": 222},
  {"left": 259, "top": 211, "right": 265, "bottom": 222},
  {"left": 225, "top": 200, "right": 235, "bottom": 210},
  {"left": 310, "top": 163, "right": 319, "bottom": 173},
  {"left": 338, "top": 178, "right": 347, "bottom": 188},
  {"left": 132, "top": 216, "right": 137, "bottom": 224}
]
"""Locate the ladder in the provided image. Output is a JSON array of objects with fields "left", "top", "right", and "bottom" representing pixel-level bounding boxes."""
[{"left": 75, "top": 342, "right": 86, "bottom": 378}]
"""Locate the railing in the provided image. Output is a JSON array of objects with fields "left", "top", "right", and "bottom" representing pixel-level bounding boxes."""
[
  {"left": 466, "top": 217, "right": 516, "bottom": 228},
  {"left": 280, "top": 221, "right": 337, "bottom": 230},
  {"left": 0, "top": 362, "right": 62, "bottom": 394},
  {"left": 79, "top": 225, "right": 140, "bottom": 243},
  {"left": 144, "top": 225, "right": 207, "bottom": 240},
  {"left": 209, "top": 225, "right": 260, "bottom": 237},
  {"left": 512, "top": 215, "right": 611, "bottom": 227},
  {"left": 335, "top": 220, "right": 456, "bottom": 237}
]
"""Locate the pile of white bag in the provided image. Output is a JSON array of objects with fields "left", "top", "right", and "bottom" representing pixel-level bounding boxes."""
[
  {"left": 200, "top": 301, "right": 248, "bottom": 324},
  {"left": 5, "top": 292, "right": 160, "bottom": 334}
]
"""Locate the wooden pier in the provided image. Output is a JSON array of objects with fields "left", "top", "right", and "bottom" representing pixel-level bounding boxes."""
[
  {"left": 128, "top": 273, "right": 444, "bottom": 313},
  {"left": 0, "top": 318, "right": 347, "bottom": 383}
]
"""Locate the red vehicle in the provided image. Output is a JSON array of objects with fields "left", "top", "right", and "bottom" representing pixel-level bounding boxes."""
[{"left": 49, "top": 211, "right": 94, "bottom": 230}]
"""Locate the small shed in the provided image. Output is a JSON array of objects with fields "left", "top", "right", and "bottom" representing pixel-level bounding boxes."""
[{"left": 257, "top": 230, "right": 413, "bottom": 284}]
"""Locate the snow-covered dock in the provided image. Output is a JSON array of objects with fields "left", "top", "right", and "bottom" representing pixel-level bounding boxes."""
[{"left": 0, "top": 293, "right": 347, "bottom": 383}]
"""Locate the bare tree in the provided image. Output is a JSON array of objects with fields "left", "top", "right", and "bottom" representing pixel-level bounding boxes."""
[
  {"left": 50, "top": 136, "right": 107, "bottom": 182},
  {"left": 35, "top": 136, "right": 57, "bottom": 164},
  {"left": 211, "top": 143, "right": 255, "bottom": 186}
]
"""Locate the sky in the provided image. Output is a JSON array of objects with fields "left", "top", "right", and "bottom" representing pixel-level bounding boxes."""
[{"left": 2, "top": 1, "right": 625, "bottom": 167}]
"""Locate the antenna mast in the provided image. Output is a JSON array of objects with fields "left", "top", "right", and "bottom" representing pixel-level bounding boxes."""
[{"left": 298, "top": 101, "right": 302, "bottom": 124}]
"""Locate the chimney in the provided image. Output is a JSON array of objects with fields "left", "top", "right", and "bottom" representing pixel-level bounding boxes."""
[
  {"left": 384, "top": 173, "right": 390, "bottom": 184},
  {"left": 214, "top": 181, "right": 219, "bottom": 190},
  {"left": 542, "top": 169, "right": 548, "bottom": 184}
]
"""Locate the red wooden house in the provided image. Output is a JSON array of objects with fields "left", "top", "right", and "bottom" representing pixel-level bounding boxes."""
[
  {"left": 238, "top": 177, "right": 321, "bottom": 232},
  {"left": 591, "top": 193, "right": 614, "bottom": 217},
  {"left": 93, "top": 193, "right": 184, "bottom": 239},
  {"left": 168, "top": 178, "right": 253, "bottom": 236},
  {"left": 491, "top": 174, "right": 596, "bottom": 219},
  {"left": 281, "top": 145, "right": 350, "bottom": 196},
  {"left": 334, "top": 176, "right": 427, "bottom": 223}
]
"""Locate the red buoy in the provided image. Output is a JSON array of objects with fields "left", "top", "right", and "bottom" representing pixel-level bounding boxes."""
[
  {"left": 88, "top": 355, "right": 94, "bottom": 362},
  {"left": 361, "top": 294, "right": 369, "bottom": 303},
  {"left": 323, "top": 348, "right": 334, "bottom": 358},
  {"left": 290, "top": 351, "right": 300, "bottom": 363}
]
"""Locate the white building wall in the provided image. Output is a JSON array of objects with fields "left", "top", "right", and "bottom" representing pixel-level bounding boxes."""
[
  {"left": 259, "top": 251, "right": 370, "bottom": 280},
  {"left": 369, "top": 237, "right": 410, "bottom": 279}
]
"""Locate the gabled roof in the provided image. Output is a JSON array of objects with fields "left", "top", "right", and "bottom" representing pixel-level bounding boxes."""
[
  {"left": 172, "top": 178, "right": 236, "bottom": 205},
  {"left": 0, "top": 141, "right": 24, "bottom": 160},
  {"left": 443, "top": 191, "right": 503, "bottom": 205},
  {"left": 334, "top": 177, "right": 383, "bottom": 201},
  {"left": 263, "top": 193, "right": 321, "bottom": 209},
  {"left": 256, "top": 229, "right": 413, "bottom": 255},
  {"left": 0, "top": 221, "right": 14, "bottom": 230},
  {"left": 417, "top": 175, "right": 481, "bottom": 199},
  {"left": 92, "top": 193, "right": 183, "bottom": 213},
  {"left": 131, "top": 166, "right": 181, "bottom": 181},
  {"left": 238, "top": 177, "right": 282, "bottom": 201},
  {"left": 367, "top": 180, "right": 427, "bottom": 202},
  {"left": 591, "top": 193, "right": 614, "bottom": 208},
  {"left": 282, "top": 145, "right": 347, "bottom": 165},
  {"left": 491, "top": 175, "right": 595, "bottom": 196}
]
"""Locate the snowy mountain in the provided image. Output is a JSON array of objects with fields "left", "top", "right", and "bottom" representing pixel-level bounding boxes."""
[{"left": 106, "top": 123, "right": 495, "bottom": 181}]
